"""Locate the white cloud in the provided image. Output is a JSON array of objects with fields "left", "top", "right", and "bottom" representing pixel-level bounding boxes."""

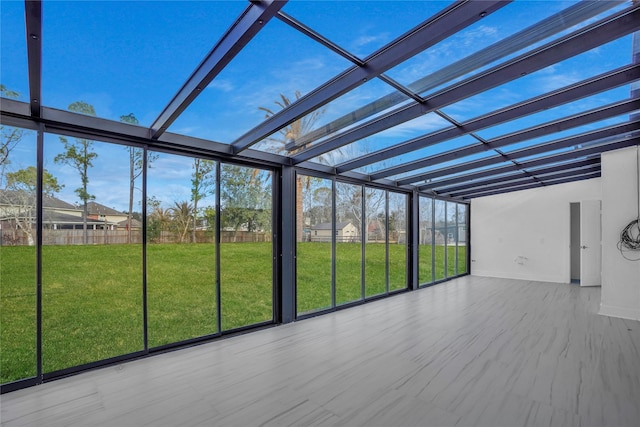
[
  {"left": 537, "top": 72, "right": 582, "bottom": 93},
  {"left": 208, "top": 79, "right": 235, "bottom": 92}
]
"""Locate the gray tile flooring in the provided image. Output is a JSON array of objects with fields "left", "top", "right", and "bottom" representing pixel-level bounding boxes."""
[{"left": 2, "top": 276, "right": 639, "bottom": 426}]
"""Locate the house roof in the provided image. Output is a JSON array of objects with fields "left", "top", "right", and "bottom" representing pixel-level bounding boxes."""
[
  {"left": 0, "top": 190, "right": 77, "bottom": 210},
  {"left": 42, "top": 211, "right": 105, "bottom": 225},
  {"left": 117, "top": 218, "right": 142, "bottom": 228},
  {"left": 43, "top": 194, "right": 77, "bottom": 210},
  {"left": 312, "top": 221, "right": 352, "bottom": 231},
  {"left": 86, "top": 202, "right": 124, "bottom": 216}
]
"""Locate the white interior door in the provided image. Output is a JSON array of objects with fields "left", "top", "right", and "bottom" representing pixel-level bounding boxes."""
[{"left": 580, "top": 200, "right": 601, "bottom": 287}]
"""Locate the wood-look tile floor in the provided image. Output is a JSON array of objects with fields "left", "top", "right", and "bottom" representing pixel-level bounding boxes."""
[{"left": 2, "top": 276, "right": 639, "bottom": 427}]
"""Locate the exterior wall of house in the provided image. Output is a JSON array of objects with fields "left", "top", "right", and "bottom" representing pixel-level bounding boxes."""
[
  {"left": 339, "top": 222, "right": 358, "bottom": 242},
  {"left": 312, "top": 228, "right": 332, "bottom": 242}
]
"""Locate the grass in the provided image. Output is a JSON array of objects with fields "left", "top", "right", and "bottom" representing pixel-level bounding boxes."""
[
  {"left": 1, "top": 241, "right": 465, "bottom": 384},
  {"left": 296, "top": 242, "right": 408, "bottom": 313},
  {"left": 418, "top": 244, "right": 468, "bottom": 285}
]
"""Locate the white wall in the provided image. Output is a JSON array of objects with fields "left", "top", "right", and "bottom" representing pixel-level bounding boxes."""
[
  {"left": 600, "top": 146, "right": 640, "bottom": 321},
  {"left": 471, "top": 178, "right": 602, "bottom": 283}
]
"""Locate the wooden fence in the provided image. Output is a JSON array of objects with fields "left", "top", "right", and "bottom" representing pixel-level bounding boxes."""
[{"left": 1, "top": 229, "right": 272, "bottom": 246}]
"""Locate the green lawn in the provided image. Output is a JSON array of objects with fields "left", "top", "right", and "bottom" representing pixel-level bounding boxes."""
[
  {"left": 418, "top": 244, "right": 467, "bottom": 285},
  {"left": 297, "top": 242, "right": 408, "bottom": 313},
  {"left": 1, "top": 241, "right": 465, "bottom": 384}
]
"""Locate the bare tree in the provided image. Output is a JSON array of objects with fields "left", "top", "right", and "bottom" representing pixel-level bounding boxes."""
[
  {"left": 119, "top": 113, "right": 157, "bottom": 243},
  {"left": 0, "top": 85, "right": 24, "bottom": 186},
  {"left": 54, "top": 101, "right": 98, "bottom": 245},
  {"left": 1, "top": 167, "right": 62, "bottom": 245},
  {"left": 191, "top": 158, "right": 215, "bottom": 243}
]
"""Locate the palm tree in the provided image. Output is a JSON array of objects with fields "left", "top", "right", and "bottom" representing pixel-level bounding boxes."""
[
  {"left": 259, "top": 91, "right": 335, "bottom": 242},
  {"left": 170, "top": 200, "right": 194, "bottom": 243},
  {"left": 148, "top": 205, "right": 172, "bottom": 243}
]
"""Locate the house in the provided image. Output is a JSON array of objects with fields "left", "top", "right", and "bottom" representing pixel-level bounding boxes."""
[
  {"left": 0, "top": 192, "right": 133, "bottom": 245},
  {"left": 310, "top": 221, "right": 359, "bottom": 242},
  {"left": 86, "top": 201, "right": 128, "bottom": 225}
]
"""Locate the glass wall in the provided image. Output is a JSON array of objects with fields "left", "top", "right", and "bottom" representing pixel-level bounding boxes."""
[
  {"left": 0, "top": 130, "right": 468, "bottom": 386},
  {"left": 446, "top": 201, "right": 458, "bottom": 278},
  {"left": 335, "top": 181, "right": 363, "bottom": 305},
  {"left": 364, "top": 187, "right": 386, "bottom": 297},
  {"left": 388, "top": 192, "right": 408, "bottom": 292},
  {"left": 457, "top": 204, "right": 468, "bottom": 275},
  {"left": 0, "top": 125, "right": 37, "bottom": 384},
  {"left": 147, "top": 153, "right": 217, "bottom": 347},
  {"left": 298, "top": 181, "right": 410, "bottom": 313},
  {"left": 418, "top": 196, "right": 434, "bottom": 285},
  {"left": 42, "top": 132, "right": 144, "bottom": 373},
  {"left": 434, "top": 199, "right": 447, "bottom": 281},
  {"left": 296, "top": 174, "right": 332, "bottom": 315},
  {"left": 220, "top": 164, "right": 273, "bottom": 330},
  {"left": 418, "top": 196, "right": 470, "bottom": 287}
]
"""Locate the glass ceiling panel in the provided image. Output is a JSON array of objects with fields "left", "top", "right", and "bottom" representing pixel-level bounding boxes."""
[
  {"left": 384, "top": 149, "right": 498, "bottom": 183},
  {"left": 42, "top": 1, "right": 246, "bottom": 126},
  {"left": 387, "top": 1, "right": 630, "bottom": 98},
  {"left": 351, "top": 133, "right": 477, "bottom": 175},
  {"left": 169, "top": 17, "right": 352, "bottom": 144},
  {"left": 282, "top": 1, "right": 450, "bottom": 60},
  {"left": 474, "top": 85, "right": 633, "bottom": 140},
  {"left": 522, "top": 157, "right": 599, "bottom": 175},
  {"left": 252, "top": 78, "right": 412, "bottom": 156},
  {"left": 418, "top": 157, "right": 509, "bottom": 184},
  {"left": 439, "top": 35, "right": 633, "bottom": 123},
  {"left": 305, "top": 111, "right": 452, "bottom": 168},
  {"left": 507, "top": 145, "right": 585, "bottom": 163},
  {"left": 434, "top": 169, "right": 531, "bottom": 190},
  {"left": 1, "top": 1, "right": 28, "bottom": 100}
]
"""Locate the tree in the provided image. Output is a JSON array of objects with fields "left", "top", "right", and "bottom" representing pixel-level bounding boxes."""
[
  {"left": 54, "top": 101, "right": 97, "bottom": 244},
  {"left": 336, "top": 182, "right": 362, "bottom": 239},
  {"left": 1, "top": 167, "right": 62, "bottom": 245},
  {"left": 120, "top": 113, "right": 141, "bottom": 243},
  {"left": 170, "top": 200, "right": 194, "bottom": 243},
  {"left": 364, "top": 187, "right": 386, "bottom": 243},
  {"left": 220, "top": 165, "right": 270, "bottom": 240},
  {"left": 258, "top": 91, "right": 330, "bottom": 242},
  {"left": 191, "top": 158, "right": 215, "bottom": 243},
  {"left": 0, "top": 85, "right": 24, "bottom": 186},
  {"left": 146, "top": 197, "right": 172, "bottom": 243}
]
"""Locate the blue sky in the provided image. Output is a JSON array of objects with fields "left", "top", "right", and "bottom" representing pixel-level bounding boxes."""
[{"left": 1, "top": 0, "right": 636, "bottom": 210}]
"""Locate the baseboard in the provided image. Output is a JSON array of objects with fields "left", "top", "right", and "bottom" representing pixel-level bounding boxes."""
[
  {"left": 599, "top": 303, "right": 640, "bottom": 321},
  {"left": 471, "top": 269, "right": 565, "bottom": 284}
]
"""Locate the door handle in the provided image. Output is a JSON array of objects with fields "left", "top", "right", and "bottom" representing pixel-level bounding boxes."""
[{"left": 581, "top": 245, "right": 588, "bottom": 249}]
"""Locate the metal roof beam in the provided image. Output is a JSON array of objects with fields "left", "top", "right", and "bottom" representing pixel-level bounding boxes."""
[
  {"left": 386, "top": 99, "right": 639, "bottom": 183},
  {"left": 290, "top": 0, "right": 622, "bottom": 151},
  {"left": 420, "top": 156, "right": 600, "bottom": 190},
  {"left": 25, "top": 0, "right": 42, "bottom": 117},
  {"left": 292, "top": 4, "right": 640, "bottom": 165},
  {"left": 460, "top": 171, "right": 602, "bottom": 199},
  {"left": 338, "top": 63, "right": 640, "bottom": 173},
  {"left": 276, "top": 11, "right": 363, "bottom": 66},
  {"left": 415, "top": 133, "right": 640, "bottom": 188},
  {"left": 443, "top": 165, "right": 601, "bottom": 198},
  {"left": 149, "top": 0, "right": 286, "bottom": 139},
  {"left": 230, "top": 0, "right": 509, "bottom": 153},
  {"left": 434, "top": 158, "right": 601, "bottom": 194}
]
